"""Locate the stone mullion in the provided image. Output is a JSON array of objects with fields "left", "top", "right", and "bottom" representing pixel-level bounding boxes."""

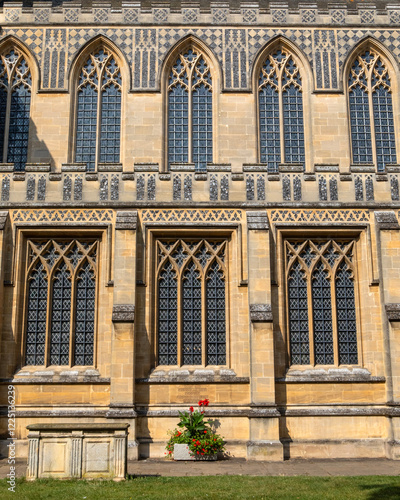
[
  {"left": 68, "top": 266, "right": 77, "bottom": 368},
  {"left": 188, "top": 67, "right": 193, "bottom": 164},
  {"left": 95, "top": 67, "right": 102, "bottom": 171},
  {"left": 278, "top": 66, "right": 285, "bottom": 165}
]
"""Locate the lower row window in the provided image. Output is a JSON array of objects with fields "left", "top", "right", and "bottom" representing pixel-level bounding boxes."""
[
  {"left": 285, "top": 238, "right": 358, "bottom": 366},
  {"left": 157, "top": 238, "right": 227, "bottom": 366},
  {"left": 24, "top": 239, "right": 98, "bottom": 366}
]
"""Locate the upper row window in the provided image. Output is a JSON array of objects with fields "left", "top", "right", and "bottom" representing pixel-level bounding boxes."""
[{"left": 0, "top": 42, "right": 397, "bottom": 172}]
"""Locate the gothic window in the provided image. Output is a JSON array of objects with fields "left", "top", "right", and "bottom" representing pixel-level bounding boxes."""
[
  {"left": 0, "top": 49, "right": 32, "bottom": 171},
  {"left": 258, "top": 48, "right": 305, "bottom": 172},
  {"left": 168, "top": 48, "right": 212, "bottom": 171},
  {"left": 285, "top": 239, "right": 358, "bottom": 366},
  {"left": 24, "top": 239, "right": 98, "bottom": 366},
  {"left": 157, "top": 239, "right": 226, "bottom": 366},
  {"left": 348, "top": 49, "right": 397, "bottom": 171},
  {"left": 75, "top": 48, "right": 121, "bottom": 171}
]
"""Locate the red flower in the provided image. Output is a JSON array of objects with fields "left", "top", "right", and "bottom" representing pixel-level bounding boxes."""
[
  {"left": 203, "top": 399, "right": 209, "bottom": 407},
  {"left": 197, "top": 451, "right": 200, "bottom": 454},
  {"left": 204, "top": 430, "right": 207, "bottom": 434},
  {"left": 189, "top": 406, "right": 194, "bottom": 413},
  {"left": 198, "top": 400, "right": 203, "bottom": 406},
  {"left": 177, "top": 431, "right": 181, "bottom": 436}
]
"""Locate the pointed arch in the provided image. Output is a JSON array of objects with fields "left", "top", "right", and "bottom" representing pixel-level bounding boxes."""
[
  {"left": 0, "top": 36, "right": 38, "bottom": 171},
  {"left": 161, "top": 35, "right": 220, "bottom": 172},
  {"left": 344, "top": 37, "right": 399, "bottom": 171},
  {"left": 252, "top": 36, "right": 313, "bottom": 172},
  {"left": 69, "top": 36, "right": 127, "bottom": 171}
]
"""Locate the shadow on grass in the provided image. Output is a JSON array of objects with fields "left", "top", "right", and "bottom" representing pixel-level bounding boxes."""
[
  {"left": 126, "top": 474, "right": 161, "bottom": 479},
  {"left": 363, "top": 483, "right": 400, "bottom": 500}
]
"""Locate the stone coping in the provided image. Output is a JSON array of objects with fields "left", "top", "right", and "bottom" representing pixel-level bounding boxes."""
[
  {"left": 27, "top": 423, "right": 130, "bottom": 431},
  {"left": 277, "top": 375, "right": 386, "bottom": 383},
  {"left": 136, "top": 376, "right": 250, "bottom": 384}
]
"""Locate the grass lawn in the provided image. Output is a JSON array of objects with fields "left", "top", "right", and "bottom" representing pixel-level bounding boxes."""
[{"left": 1, "top": 476, "right": 400, "bottom": 500}]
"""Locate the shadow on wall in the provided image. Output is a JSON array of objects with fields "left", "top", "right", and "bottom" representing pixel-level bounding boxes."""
[{"left": 29, "top": 118, "right": 55, "bottom": 168}]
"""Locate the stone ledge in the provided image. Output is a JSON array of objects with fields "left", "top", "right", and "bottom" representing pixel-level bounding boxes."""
[
  {"left": 247, "top": 212, "right": 269, "bottom": 231},
  {"left": 27, "top": 423, "right": 129, "bottom": 431},
  {"left": 115, "top": 211, "right": 137, "bottom": 230},
  {"left": 0, "top": 211, "right": 8, "bottom": 230},
  {"left": 279, "top": 407, "right": 399, "bottom": 417},
  {"left": 386, "top": 303, "right": 400, "bottom": 321},
  {"left": 112, "top": 304, "right": 135, "bottom": 322},
  {"left": 375, "top": 211, "right": 400, "bottom": 230},
  {"left": 250, "top": 303, "right": 272, "bottom": 322}
]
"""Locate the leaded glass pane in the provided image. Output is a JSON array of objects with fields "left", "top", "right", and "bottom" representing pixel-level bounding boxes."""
[
  {"left": 25, "top": 263, "right": 48, "bottom": 365},
  {"left": 288, "top": 261, "right": 310, "bottom": 364},
  {"left": 312, "top": 262, "right": 334, "bottom": 365},
  {"left": 349, "top": 85, "right": 373, "bottom": 164},
  {"left": 8, "top": 57, "right": 31, "bottom": 171},
  {"left": 192, "top": 57, "right": 212, "bottom": 171},
  {"left": 158, "top": 261, "right": 178, "bottom": 365},
  {"left": 206, "top": 261, "right": 226, "bottom": 365},
  {"left": 50, "top": 262, "right": 72, "bottom": 365},
  {"left": 74, "top": 262, "right": 95, "bottom": 366},
  {"left": 259, "top": 81, "right": 280, "bottom": 171},
  {"left": 0, "top": 58, "right": 7, "bottom": 161},
  {"left": 336, "top": 262, "right": 358, "bottom": 365},
  {"left": 373, "top": 86, "right": 396, "bottom": 171},
  {"left": 282, "top": 58, "right": 305, "bottom": 166},
  {"left": 75, "top": 84, "right": 98, "bottom": 171},
  {"left": 100, "top": 57, "right": 121, "bottom": 164},
  {"left": 182, "top": 262, "right": 202, "bottom": 365}
]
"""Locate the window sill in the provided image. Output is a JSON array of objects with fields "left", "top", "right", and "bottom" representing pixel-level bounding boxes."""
[
  {"left": 137, "top": 367, "right": 249, "bottom": 384},
  {"left": 8, "top": 368, "right": 110, "bottom": 385},
  {"left": 277, "top": 367, "right": 385, "bottom": 383}
]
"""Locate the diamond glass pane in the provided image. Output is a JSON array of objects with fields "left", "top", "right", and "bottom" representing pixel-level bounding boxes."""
[
  {"left": 282, "top": 63, "right": 305, "bottom": 167},
  {"left": 8, "top": 83, "right": 30, "bottom": 171},
  {"left": 74, "top": 262, "right": 95, "bottom": 366},
  {"left": 349, "top": 64, "right": 373, "bottom": 164},
  {"left": 206, "top": 261, "right": 226, "bottom": 365},
  {"left": 158, "top": 261, "right": 178, "bottom": 365},
  {"left": 50, "top": 262, "right": 71, "bottom": 365},
  {"left": 75, "top": 85, "right": 98, "bottom": 171},
  {"left": 312, "top": 262, "right": 334, "bottom": 364},
  {"left": 25, "top": 263, "right": 48, "bottom": 365},
  {"left": 168, "top": 61, "right": 189, "bottom": 167},
  {"left": 0, "top": 84, "right": 7, "bottom": 161},
  {"left": 336, "top": 262, "right": 358, "bottom": 365},
  {"left": 288, "top": 261, "right": 310, "bottom": 364},
  {"left": 182, "top": 261, "right": 202, "bottom": 365},
  {"left": 192, "top": 57, "right": 212, "bottom": 171},
  {"left": 100, "top": 58, "right": 121, "bottom": 164},
  {"left": 259, "top": 81, "right": 280, "bottom": 172},
  {"left": 373, "top": 86, "right": 396, "bottom": 171}
]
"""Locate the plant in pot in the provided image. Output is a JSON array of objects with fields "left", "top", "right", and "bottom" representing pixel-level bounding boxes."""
[{"left": 165, "top": 399, "right": 225, "bottom": 460}]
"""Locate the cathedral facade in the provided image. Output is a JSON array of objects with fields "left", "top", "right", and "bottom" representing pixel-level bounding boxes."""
[{"left": 0, "top": 0, "right": 400, "bottom": 461}]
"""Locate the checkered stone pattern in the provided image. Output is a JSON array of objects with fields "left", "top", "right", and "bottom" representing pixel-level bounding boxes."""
[
  {"left": 331, "top": 9, "right": 346, "bottom": 25},
  {"left": 360, "top": 10, "right": 375, "bottom": 25},
  {"left": 337, "top": 30, "right": 400, "bottom": 69},
  {"left": 183, "top": 9, "right": 199, "bottom": 24},
  {"left": 212, "top": 8, "right": 228, "bottom": 24},
  {"left": 248, "top": 29, "right": 313, "bottom": 72},
  {"left": 34, "top": 8, "right": 50, "bottom": 24},
  {"left": 242, "top": 9, "right": 257, "bottom": 25},
  {"left": 301, "top": 9, "right": 316, "bottom": 24},
  {"left": 124, "top": 8, "right": 139, "bottom": 24},
  {"left": 153, "top": 9, "right": 169, "bottom": 24},
  {"left": 94, "top": 9, "right": 109, "bottom": 24},
  {"left": 389, "top": 10, "right": 400, "bottom": 25},
  {"left": 64, "top": 8, "right": 79, "bottom": 23},
  {"left": 2, "top": 29, "right": 45, "bottom": 62},
  {"left": 272, "top": 9, "right": 287, "bottom": 24},
  {"left": 4, "top": 9, "right": 20, "bottom": 23}
]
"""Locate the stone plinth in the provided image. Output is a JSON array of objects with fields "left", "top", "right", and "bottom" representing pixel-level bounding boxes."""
[{"left": 26, "top": 423, "right": 129, "bottom": 481}]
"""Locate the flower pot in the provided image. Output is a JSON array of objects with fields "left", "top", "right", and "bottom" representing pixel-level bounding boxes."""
[{"left": 173, "top": 443, "right": 195, "bottom": 461}]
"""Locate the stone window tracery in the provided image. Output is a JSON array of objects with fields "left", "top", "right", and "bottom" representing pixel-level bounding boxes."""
[
  {"left": 168, "top": 48, "right": 212, "bottom": 171},
  {"left": 258, "top": 48, "right": 305, "bottom": 172},
  {"left": 0, "top": 48, "right": 32, "bottom": 171},
  {"left": 285, "top": 239, "right": 358, "bottom": 366},
  {"left": 24, "top": 239, "right": 98, "bottom": 366},
  {"left": 348, "top": 49, "right": 396, "bottom": 171},
  {"left": 75, "top": 48, "right": 121, "bottom": 171},
  {"left": 157, "top": 239, "right": 226, "bottom": 366}
]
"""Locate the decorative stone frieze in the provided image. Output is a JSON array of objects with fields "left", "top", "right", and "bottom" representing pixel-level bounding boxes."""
[
  {"left": 386, "top": 304, "right": 400, "bottom": 321},
  {"left": 375, "top": 211, "right": 400, "bottom": 230},
  {"left": 250, "top": 304, "right": 272, "bottom": 322},
  {"left": 112, "top": 304, "right": 135, "bottom": 323}
]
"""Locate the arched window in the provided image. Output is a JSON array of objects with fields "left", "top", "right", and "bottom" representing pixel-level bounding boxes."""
[
  {"left": 0, "top": 48, "right": 32, "bottom": 171},
  {"left": 286, "top": 239, "right": 358, "bottom": 366},
  {"left": 167, "top": 48, "right": 212, "bottom": 171},
  {"left": 75, "top": 48, "right": 121, "bottom": 171},
  {"left": 24, "top": 239, "right": 98, "bottom": 367},
  {"left": 258, "top": 48, "right": 305, "bottom": 172},
  {"left": 348, "top": 49, "right": 396, "bottom": 171},
  {"left": 157, "top": 239, "right": 226, "bottom": 366}
]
